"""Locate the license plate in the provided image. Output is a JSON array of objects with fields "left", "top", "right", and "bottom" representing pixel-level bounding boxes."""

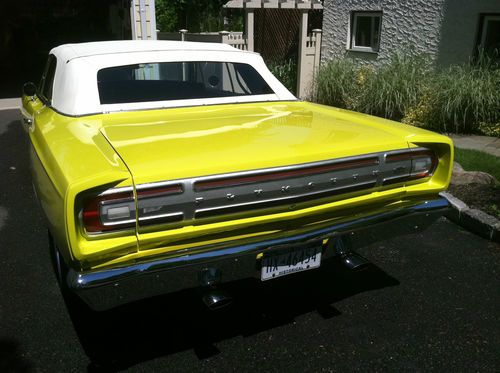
[{"left": 261, "top": 244, "right": 322, "bottom": 281}]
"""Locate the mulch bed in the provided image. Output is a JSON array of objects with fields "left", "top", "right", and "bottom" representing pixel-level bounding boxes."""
[{"left": 448, "top": 183, "right": 500, "bottom": 219}]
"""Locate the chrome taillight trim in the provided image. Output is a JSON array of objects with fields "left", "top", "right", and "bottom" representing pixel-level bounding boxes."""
[
  {"left": 138, "top": 212, "right": 184, "bottom": 226},
  {"left": 193, "top": 154, "right": 380, "bottom": 188},
  {"left": 136, "top": 183, "right": 184, "bottom": 198},
  {"left": 101, "top": 218, "right": 137, "bottom": 227},
  {"left": 99, "top": 186, "right": 134, "bottom": 196},
  {"left": 81, "top": 147, "right": 437, "bottom": 235},
  {"left": 132, "top": 147, "right": 433, "bottom": 227},
  {"left": 194, "top": 181, "right": 377, "bottom": 219},
  {"left": 194, "top": 157, "right": 380, "bottom": 191}
]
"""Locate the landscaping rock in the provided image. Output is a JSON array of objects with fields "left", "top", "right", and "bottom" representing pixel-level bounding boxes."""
[
  {"left": 492, "top": 222, "right": 500, "bottom": 243},
  {"left": 453, "top": 161, "right": 464, "bottom": 172},
  {"left": 451, "top": 169, "right": 496, "bottom": 185}
]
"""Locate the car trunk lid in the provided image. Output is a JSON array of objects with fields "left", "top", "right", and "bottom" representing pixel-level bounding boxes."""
[
  {"left": 99, "top": 102, "right": 410, "bottom": 185},
  {"left": 98, "top": 101, "right": 412, "bottom": 251}
]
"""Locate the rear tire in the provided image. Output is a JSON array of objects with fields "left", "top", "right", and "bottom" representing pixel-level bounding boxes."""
[
  {"left": 47, "top": 231, "right": 117, "bottom": 368},
  {"left": 48, "top": 230, "right": 65, "bottom": 287},
  {"left": 47, "top": 230, "right": 83, "bottom": 302}
]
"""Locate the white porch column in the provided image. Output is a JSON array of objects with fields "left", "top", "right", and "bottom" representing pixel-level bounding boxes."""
[
  {"left": 245, "top": 9, "right": 255, "bottom": 52},
  {"left": 296, "top": 9, "right": 308, "bottom": 98},
  {"left": 130, "top": 0, "right": 158, "bottom": 40}
]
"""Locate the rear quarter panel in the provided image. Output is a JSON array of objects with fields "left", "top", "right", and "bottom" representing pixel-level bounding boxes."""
[{"left": 26, "top": 103, "right": 137, "bottom": 268}]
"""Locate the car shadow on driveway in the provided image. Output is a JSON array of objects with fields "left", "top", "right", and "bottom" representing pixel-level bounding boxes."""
[
  {"left": 62, "top": 260, "right": 399, "bottom": 371},
  {"left": 0, "top": 338, "right": 34, "bottom": 372}
]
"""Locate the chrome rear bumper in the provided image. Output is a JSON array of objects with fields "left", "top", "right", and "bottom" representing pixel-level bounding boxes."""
[{"left": 67, "top": 197, "right": 449, "bottom": 311}]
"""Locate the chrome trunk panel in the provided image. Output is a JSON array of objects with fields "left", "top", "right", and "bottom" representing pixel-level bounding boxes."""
[{"left": 135, "top": 148, "right": 423, "bottom": 230}]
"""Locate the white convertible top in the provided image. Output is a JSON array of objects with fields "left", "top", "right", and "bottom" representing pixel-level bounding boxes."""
[
  {"left": 48, "top": 40, "right": 296, "bottom": 116},
  {"left": 52, "top": 40, "right": 241, "bottom": 62}
]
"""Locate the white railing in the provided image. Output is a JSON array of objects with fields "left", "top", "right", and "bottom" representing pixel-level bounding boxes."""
[{"left": 220, "top": 32, "right": 248, "bottom": 50}]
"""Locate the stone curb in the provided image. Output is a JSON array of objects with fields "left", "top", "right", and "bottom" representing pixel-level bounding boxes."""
[{"left": 440, "top": 191, "right": 500, "bottom": 243}]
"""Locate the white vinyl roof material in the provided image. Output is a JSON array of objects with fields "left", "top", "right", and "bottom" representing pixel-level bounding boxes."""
[
  {"left": 52, "top": 40, "right": 241, "bottom": 62},
  {"left": 48, "top": 40, "right": 296, "bottom": 116}
]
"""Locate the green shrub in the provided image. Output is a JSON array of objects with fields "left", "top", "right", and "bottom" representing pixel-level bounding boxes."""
[
  {"left": 268, "top": 59, "right": 297, "bottom": 95},
  {"left": 477, "top": 122, "right": 500, "bottom": 137}
]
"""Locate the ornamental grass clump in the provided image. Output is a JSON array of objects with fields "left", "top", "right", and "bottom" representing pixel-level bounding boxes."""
[
  {"left": 313, "top": 52, "right": 431, "bottom": 121},
  {"left": 355, "top": 52, "right": 431, "bottom": 121},
  {"left": 313, "top": 51, "right": 500, "bottom": 135},
  {"left": 313, "top": 58, "right": 359, "bottom": 109},
  {"left": 406, "top": 56, "right": 500, "bottom": 134}
]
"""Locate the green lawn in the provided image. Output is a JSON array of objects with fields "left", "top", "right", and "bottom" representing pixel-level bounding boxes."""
[{"left": 454, "top": 147, "right": 500, "bottom": 182}]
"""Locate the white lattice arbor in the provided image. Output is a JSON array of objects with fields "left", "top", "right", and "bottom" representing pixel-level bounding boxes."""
[{"left": 224, "top": 0, "right": 323, "bottom": 98}]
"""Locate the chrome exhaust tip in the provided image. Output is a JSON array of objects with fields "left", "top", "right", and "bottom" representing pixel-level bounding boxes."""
[
  {"left": 202, "top": 290, "right": 233, "bottom": 310},
  {"left": 341, "top": 253, "right": 371, "bottom": 271}
]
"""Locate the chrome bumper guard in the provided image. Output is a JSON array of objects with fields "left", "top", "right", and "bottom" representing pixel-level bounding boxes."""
[{"left": 67, "top": 197, "right": 449, "bottom": 311}]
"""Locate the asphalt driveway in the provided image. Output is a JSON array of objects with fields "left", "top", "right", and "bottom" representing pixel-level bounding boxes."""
[{"left": 0, "top": 109, "right": 498, "bottom": 372}]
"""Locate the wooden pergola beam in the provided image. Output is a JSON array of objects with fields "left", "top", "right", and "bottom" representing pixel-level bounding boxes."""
[{"left": 223, "top": 0, "right": 323, "bottom": 10}]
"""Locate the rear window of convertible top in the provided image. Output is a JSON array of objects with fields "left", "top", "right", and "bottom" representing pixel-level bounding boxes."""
[{"left": 97, "top": 61, "right": 274, "bottom": 104}]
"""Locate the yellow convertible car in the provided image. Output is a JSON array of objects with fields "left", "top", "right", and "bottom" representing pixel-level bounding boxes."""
[{"left": 21, "top": 40, "right": 453, "bottom": 311}]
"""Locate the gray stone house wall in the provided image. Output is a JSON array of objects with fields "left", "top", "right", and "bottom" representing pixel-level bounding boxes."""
[{"left": 322, "top": 0, "right": 500, "bottom": 67}]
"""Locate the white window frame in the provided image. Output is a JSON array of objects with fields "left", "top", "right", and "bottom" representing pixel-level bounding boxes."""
[{"left": 349, "top": 11, "right": 382, "bottom": 53}]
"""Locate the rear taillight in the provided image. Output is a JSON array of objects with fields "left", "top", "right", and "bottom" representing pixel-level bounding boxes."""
[
  {"left": 82, "top": 189, "right": 135, "bottom": 233},
  {"left": 384, "top": 149, "right": 437, "bottom": 185},
  {"left": 81, "top": 184, "right": 185, "bottom": 234},
  {"left": 410, "top": 151, "right": 436, "bottom": 178},
  {"left": 137, "top": 184, "right": 184, "bottom": 227}
]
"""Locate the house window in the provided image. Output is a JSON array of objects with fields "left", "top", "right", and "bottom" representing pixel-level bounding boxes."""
[
  {"left": 477, "top": 15, "right": 500, "bottom": 59},
  {"left": 350, "top": 12, "right": 382, "bottom": 52}
]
